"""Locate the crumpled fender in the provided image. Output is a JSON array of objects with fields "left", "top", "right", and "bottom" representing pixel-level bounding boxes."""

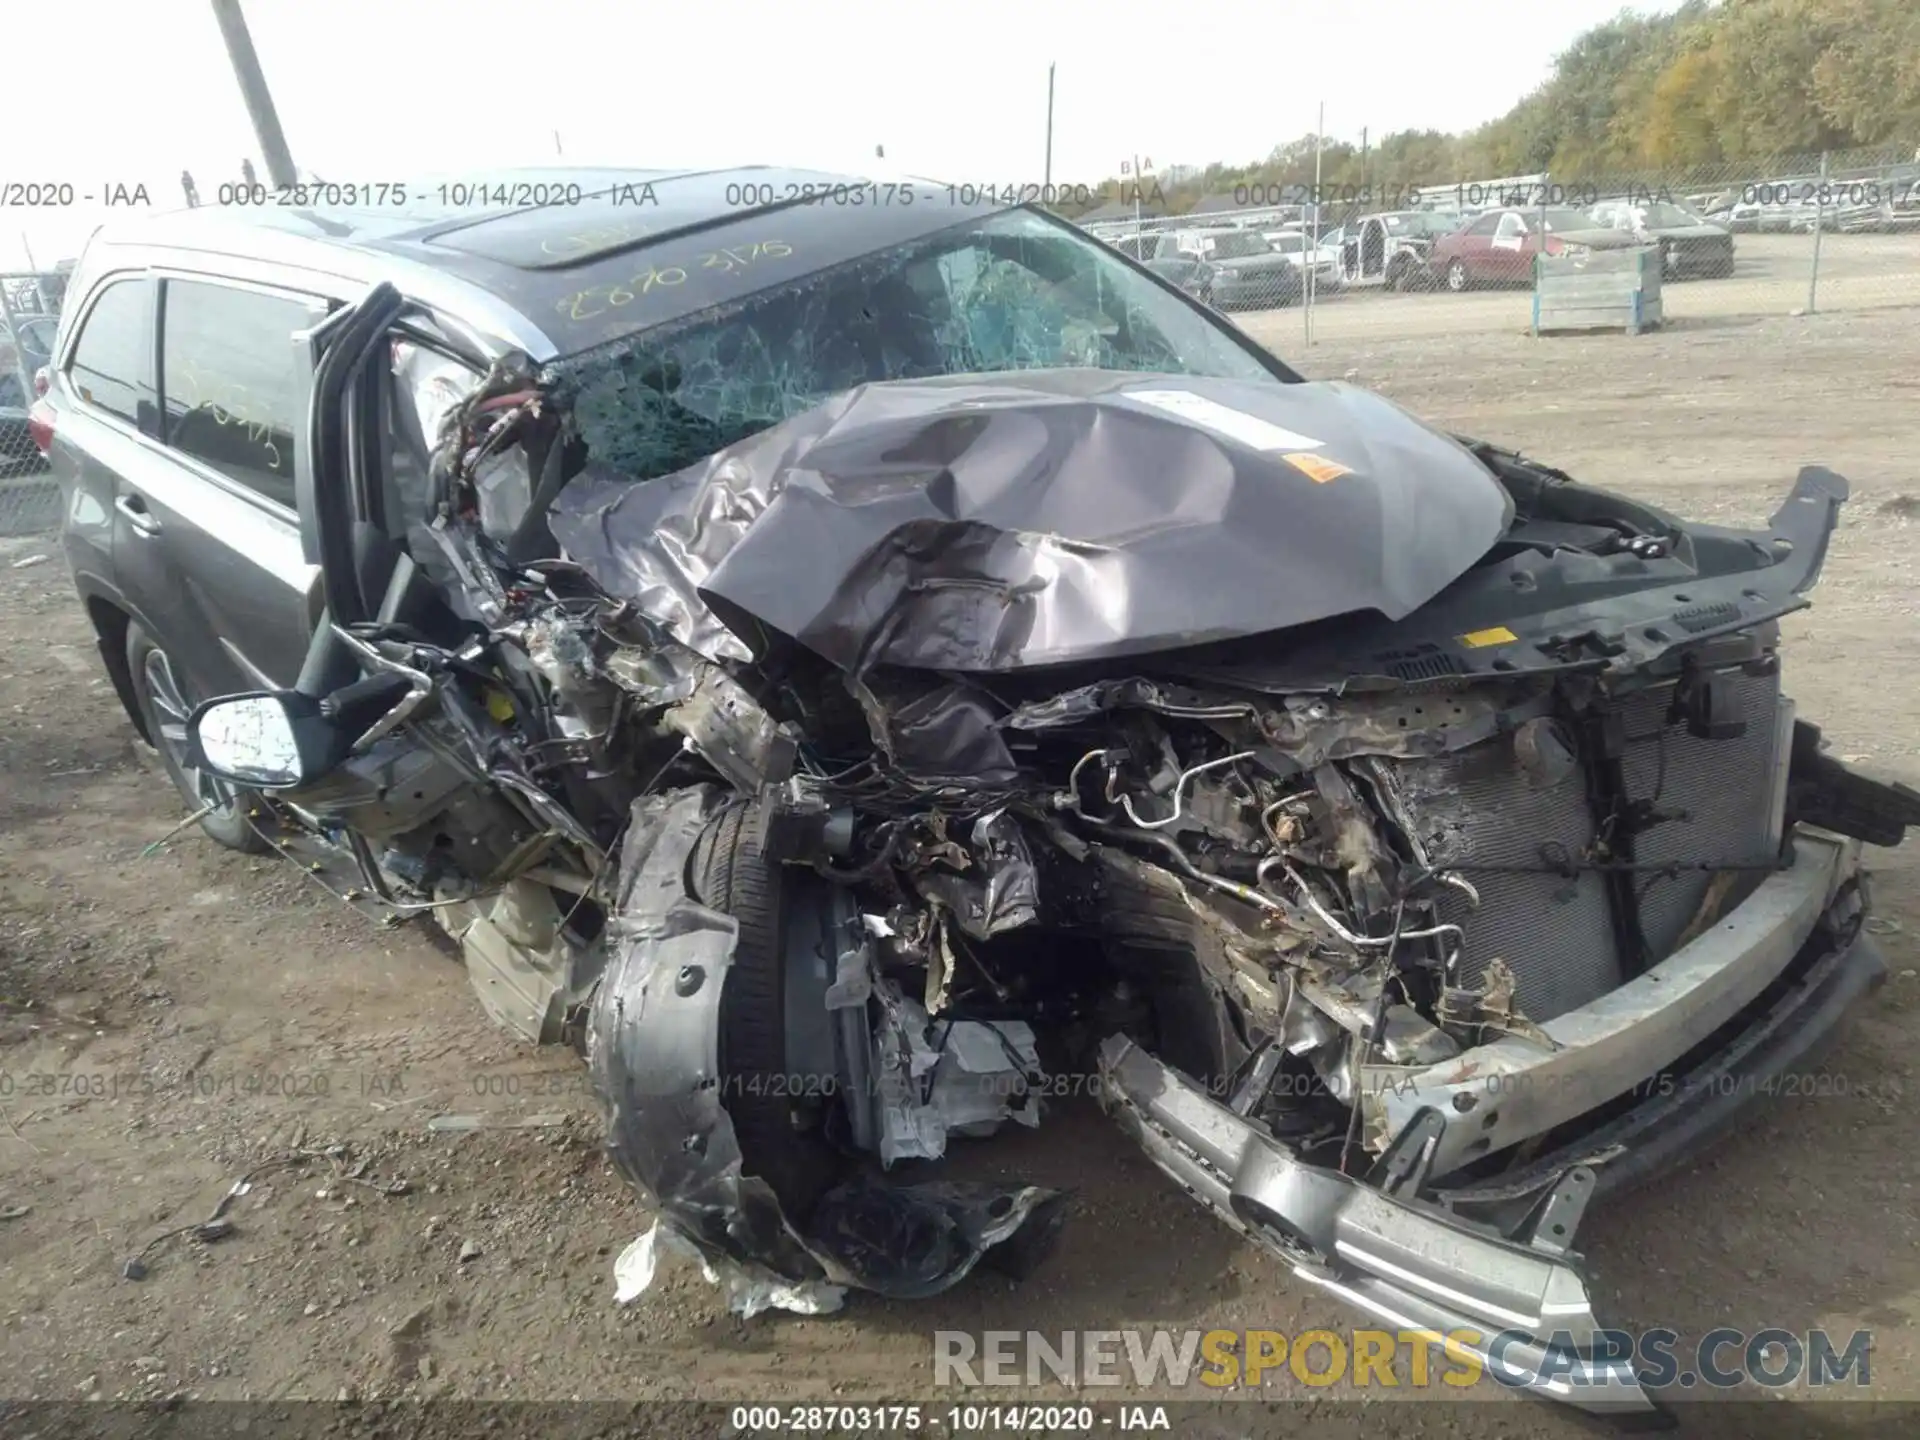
[{"left": 587, "top": 784, "right": 1066, "bottom": 1298}]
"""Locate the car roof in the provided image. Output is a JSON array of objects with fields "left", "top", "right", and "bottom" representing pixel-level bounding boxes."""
[{"left": 78, "top": 166, "right": 1009, "bottom": 362}]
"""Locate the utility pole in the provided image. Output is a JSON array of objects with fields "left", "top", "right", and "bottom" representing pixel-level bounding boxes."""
[
  {"left": 1807, "top": 149, "right": 1828, "bottom": 314},
  {"left": 1306, "top": 104, "right": 1324, "bottom": 347},
  {"left": 1128, "top": 155, "right": 1154, "bottom": 228},
  {"left": 1044, "top": 63, "right": 1056, "bottom": 190},
  {"left": 209, "top": 0, "right": 297, "bottom": 190}
]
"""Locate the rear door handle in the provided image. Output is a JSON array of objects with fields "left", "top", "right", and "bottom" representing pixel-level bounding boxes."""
[{"left": 114, "top": 493, "right": 162, "bottom": 537}]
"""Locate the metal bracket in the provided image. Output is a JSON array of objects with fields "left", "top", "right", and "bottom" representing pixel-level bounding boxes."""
[
  {"left": 1227, "top": 1039, "right": 1284, "bottom": 1117},
  {"left": 1510, "top": 1164, "right": 1596, "bottom": 1255},
  {"left": 1366, "top": 1105, "right": 1446, "bottom": 1200}
]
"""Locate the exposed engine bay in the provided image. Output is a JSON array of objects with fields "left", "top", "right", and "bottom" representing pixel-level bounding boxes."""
[{"left": 219, "top": 330, "right": 1920, "bottom": 1413}]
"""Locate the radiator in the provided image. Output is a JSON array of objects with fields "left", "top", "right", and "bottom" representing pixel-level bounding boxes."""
[
  {"left": 1384, "top": 665, "right": 1789, "bottom": 1022},
  {"left": 1617, "top": 668, "right": 1791, "bottom": 960}
]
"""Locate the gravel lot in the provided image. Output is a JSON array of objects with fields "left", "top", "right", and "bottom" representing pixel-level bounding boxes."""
[{"left": 2, "top": 305, "right": 1917, "bottom": 1437}]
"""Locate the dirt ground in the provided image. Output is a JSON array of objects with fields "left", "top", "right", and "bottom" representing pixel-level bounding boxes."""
[{"left": 3, "top": 305, "right": 1918, "bottom": 1437}]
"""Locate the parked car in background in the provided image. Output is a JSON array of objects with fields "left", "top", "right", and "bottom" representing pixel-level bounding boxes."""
[
  {"left": 8, "top": 313, "right": 59, "bottom": 378},
  {"left": 1111, "top": 230, "right": 1228, "bottom": 264},
  {"left": 1339, "top": 211, "right": 1462, "bottom": 289},
  {"left": 1145, "top": 253, "right": 1217, "bottom": 304},
  {"left": 1848, "top": 192, "right": 1920, "bottom": 233},
  {"left": 1108, "top": 231, "right": 1163, "bottom": 262},
  {"left": 0, "top": 355, "right": 44, "bottom": 478},
  {"left": 1427, "top": 207, "right": 1623, "bottom": 290},
  {"left": 1717, "top": 198, "right": 1807, "bottom": 233},
  {"left": 1587, "top": 200, "right": 1736, "bottom": 278},
  {"left": 1191, "top": 229, "right": 1302, "bottom": 310},
  {"left": 1262, "top": 229, "right": 1343, "bottom": 291}
]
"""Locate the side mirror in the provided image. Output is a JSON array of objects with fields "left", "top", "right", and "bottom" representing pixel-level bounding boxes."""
[
  {"left": 183, "top": 691, "right": 340, "bottom": 789},
  {"left": 183, "top": 673, "right": 421, "bottom": 790}
]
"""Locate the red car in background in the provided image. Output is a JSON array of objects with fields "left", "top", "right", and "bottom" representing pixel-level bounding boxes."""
[{"left": 1427, "top": 206, "right": 1624, "bottom": 291}]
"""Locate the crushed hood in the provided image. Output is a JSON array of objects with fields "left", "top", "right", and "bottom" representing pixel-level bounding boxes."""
[{"left": 550, "top": 369, "right": 1514, "bottom": 674}]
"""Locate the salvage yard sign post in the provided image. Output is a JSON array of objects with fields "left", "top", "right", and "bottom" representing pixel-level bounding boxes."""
[
  {"left": 1808, "top": 149, "right": 1829, "bottom": 315},
  {"left": 1532, "top": 246, "right": 1663, "bottom": 336}
]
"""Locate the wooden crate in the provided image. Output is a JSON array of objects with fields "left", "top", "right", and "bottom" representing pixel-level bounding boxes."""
[{"left": 1532, "top": 246, "right": 1663, "bottom": 335}]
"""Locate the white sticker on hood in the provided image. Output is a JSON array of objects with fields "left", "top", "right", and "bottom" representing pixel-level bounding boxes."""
[{"left": 1124, "top": 388, "right": 1324, "bottom": 452}]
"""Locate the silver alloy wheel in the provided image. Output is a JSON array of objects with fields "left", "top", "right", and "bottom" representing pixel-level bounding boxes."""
[
  {"left": 1447, "top": 259, "right": 1468, "bottom": 291},
  {"left": 142, "top": 647, "right": 236, "bottom": 813}
]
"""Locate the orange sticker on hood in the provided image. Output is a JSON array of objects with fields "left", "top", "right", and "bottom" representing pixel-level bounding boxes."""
[{"left": 1282, "top": 451, "right": 1352, "bottom": 484}]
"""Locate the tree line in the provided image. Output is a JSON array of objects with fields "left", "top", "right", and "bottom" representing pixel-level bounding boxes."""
[{"left": 1061, "top": 0, "right": 1919, "bottom": 218}]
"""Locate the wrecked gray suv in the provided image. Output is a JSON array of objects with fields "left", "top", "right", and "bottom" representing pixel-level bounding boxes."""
[{"left": 45, "top": 169, "right": 1920, "bottom": 1417}]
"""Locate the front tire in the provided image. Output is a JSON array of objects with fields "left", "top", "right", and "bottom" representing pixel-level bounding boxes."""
[
  {"left": 1446, "top": 259, "right": 1470, "bottom": 292},
  {"left": 125, "top": 622, "right": 269, "bottom": 853},
  {"left": 691, "top": 800, "right": 847, "bottom": 1224}
]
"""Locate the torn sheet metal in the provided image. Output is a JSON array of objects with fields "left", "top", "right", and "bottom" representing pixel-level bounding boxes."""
[
  {"left": 612, "top": 1182, "right": 1071, "bottom": 1312},
  {"left": 872, "top": 978, "right": 1042, "bottom": 1166},
  {"left": 806, "top": 1181, "right": 1069, "bottom": 1299},
  {"left": 553, "top": 458, "right": 763, "bottom": 665},
  {"left": 586, "top": 784, "right": 825, "bottom": 1284},
  {"left": 660, "top": 663, "right": 798, "bottom": 792},
  {"left": 614, "top": 1220, "right": 846, "bottom": 1319},
  {"left": 549, "top": 371, "right": 1513, "bottom": 674},
  {"left": 910, "top": 810, "right": 1040, "bottom": 942},
  {"left": 588, "top": 784, "right": 1063, "bottom": 1302},
  {"left": 884, "top": 682, "right": 1021, "bottom": 786}
]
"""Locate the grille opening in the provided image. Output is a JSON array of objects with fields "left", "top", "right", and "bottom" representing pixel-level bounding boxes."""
[
  {"left": 1386, "top": 661, "right": 1785, "bottom": 1021},
  {"left": 1450, "top": 884, "right": 1862, "bottom": 1187}
]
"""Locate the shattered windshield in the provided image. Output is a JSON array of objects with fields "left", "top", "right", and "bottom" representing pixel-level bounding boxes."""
[{"left": 560, "top": 208, "right": 1282, "bottom": 480}]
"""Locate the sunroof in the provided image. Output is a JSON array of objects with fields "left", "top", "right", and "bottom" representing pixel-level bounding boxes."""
[{"left": 422, "top": 170, "right": 862, "bottom": 271}]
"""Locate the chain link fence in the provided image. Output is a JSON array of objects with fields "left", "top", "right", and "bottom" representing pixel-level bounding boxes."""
[
  {"left": 3, "top": 149, "right": 1913, "bottom": 528},
  {"left": 1, "top": 270, "right": 63, "bottom": 537},
  {"left": 1074, "top": 145, "right": 1920, "bottom": 347}
]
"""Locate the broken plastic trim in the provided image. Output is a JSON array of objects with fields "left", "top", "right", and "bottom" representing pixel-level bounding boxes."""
[{"left": 586, "top": 784, "right": 1064, "bottom": 1300}]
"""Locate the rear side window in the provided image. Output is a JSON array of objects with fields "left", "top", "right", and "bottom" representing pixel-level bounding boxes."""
[
  {"left": 67, "top": 278, "right": 156, "bottom": 428},
  {"left": 160, "top": 279, "right": 317, "bottom": 509}
]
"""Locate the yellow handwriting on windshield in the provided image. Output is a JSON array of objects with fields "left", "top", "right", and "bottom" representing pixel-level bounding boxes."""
[
  {"left": 539, "top": 218, "right": 652, "bottom": 260},
  {"left": 555, "top": 240, "right": 792, "bottom": 322}
]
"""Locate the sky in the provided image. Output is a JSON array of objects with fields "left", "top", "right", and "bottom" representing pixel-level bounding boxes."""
[{"left": 4, "top": 0, "right": 1676, "bottom": 271}]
